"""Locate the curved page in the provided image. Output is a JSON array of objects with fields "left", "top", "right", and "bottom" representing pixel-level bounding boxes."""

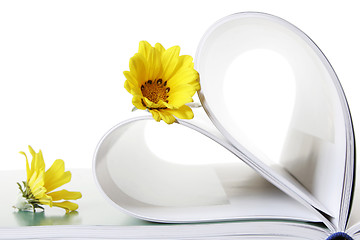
[
  {"left": 195, "top": 12, "right": 354, "bottom": 229},
  {"left": 94, "top": 116, "right": 322, "bottom": 223}
]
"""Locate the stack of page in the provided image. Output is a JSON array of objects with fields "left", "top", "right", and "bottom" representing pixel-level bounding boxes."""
[{"left": 1, "top": 12, "right": 358, "bottom": 240}]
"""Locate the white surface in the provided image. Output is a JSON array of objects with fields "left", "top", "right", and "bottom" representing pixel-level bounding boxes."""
[{"left": 0, "top": 1, "right": 359, "bottom": 173}]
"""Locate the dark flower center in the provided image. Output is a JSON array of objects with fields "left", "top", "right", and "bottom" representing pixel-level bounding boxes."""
[{"left": 141, "top": 79, "right": 170, "bottom": 104}]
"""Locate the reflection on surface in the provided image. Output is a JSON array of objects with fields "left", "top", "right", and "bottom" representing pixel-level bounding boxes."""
[{"left": 13, "top": 211, "right": 80, "bottom": 226}]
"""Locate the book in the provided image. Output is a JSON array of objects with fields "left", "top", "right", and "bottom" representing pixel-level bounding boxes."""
[
  {"left": 0, "top": 12, "right": 357, "bottom": 240},
  {"left": 92, "top": 12, "right": 357, "bottom": 239}
]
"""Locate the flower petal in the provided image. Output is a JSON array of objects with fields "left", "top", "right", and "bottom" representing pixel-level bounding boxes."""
[
  {"left": 28, "top": 170, "right": 44, "bottom": 191},
  {"left": 44, "top": 170, "right": 72, "bottom": 193},
  {"left": 142, "top": 97, "right": 163, "bottom": 109},
  {"left": 158, "top": 110, "right": 176, "bottom": 124},
  {"left": 52, "top": 201, "right": 79, "bottom": 213},
  {"left": 168, "top": 83, "right": 198, "bottom": 95},
  {"left": 29, "top": 146, "right": 36, "bottom": 174},
  {"left": 138, "top": 41, "right": 152, "bottom": 59},
  {"left": 129, "top": 53, "right": 148, "bottom": 84},
  {"left": 28, "top": 145, "right": 36, "bottom": 159},
  {"left": 168, "top": 68, "right": 200, "bottom": 90},
  {"left": 177, "top": 55, "right": 194, "bottom": 69},
  {"left": 147, "top": 47, "right": 162, "bottom": 81},
  {"left": 132, "top": 95, "right": 147, "bottom": 110},
  {"left": 149, "top": 109, "right": 161, "bottom": 122},
  {"left": 124, "top": 71, "right": 142, "bottom": 95},
  {"left": 138, "top": 41, "right": 162, "bottom": 82},
  {"left": 39, "top": 195, "right": 53, "bottom": 206},
  {"left": 32, "top": 186, "right": 47, "bottom": 199},
  {"left": 45, "top": 159, "right": 65, "bottom": 182},
  {"left": 167, "top": 88, "right": 196, "bottom": 108},
  {"left": 124, "top": 80, "right": 141, "bottom": 97},
  {"left": 34, "top": 150, "right": 45, "bottom": 172},
  {"left": 155, "top": 42, "right": 165, "bottom": 54},
  {"left": 19, "top": 151, "right": 31, "bottom": 181},
  {"left": 158, "top": 99, "right": 175, "bottom": 109},
  {"left": 167, "top": 105, "right": 194, "bottom": 120},
  {"left": 48, "top": 190, "right": 82, "bottom": 201},
  {"left": 162, "top": 45, "right": 180, "bottom": 81}
]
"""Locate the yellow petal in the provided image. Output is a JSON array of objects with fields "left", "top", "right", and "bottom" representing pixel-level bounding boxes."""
[
  {"left": 171, "top": 55, "right": 194, "bottom": 75},
  {"left": 158, "top": 110, "right": 176, "bottom": 124},
  {"left": 32, "top": 186, "right": 47, "bottom": 199},
  {"left": 124, "top": 80, "right": 132, "bottom": 94},
  {"left": 169, "top": 83, "right": 198, "bottom": 95},
  {"left": 48, "top": 190, "right": 82, "bottom": 201},
  {"left": 32, "top": 174, "right": 45, "bottom": 193},
  {"left": 28, "top": 171, "right": 49, "bottom": 200},
  {"left": 28, "top": 170, "right": 44, "bottom": 191},
  {"left": 155, "top": 42, "right": 165, "bottom": 54},
  {"left": 124, "top": 71, "right": 141, "bottom": 95},
  {"left": 132, "top": 95, "right": 147, "bottom": 110},
  {"left": 138, "top": 41, "right": 162, "bottom": 81},
  {"left": 158, "top": 99, "right": 175, "bottom": 110},
  {"left": 168, "top": 68, "right": 199, "bottom": 89},
  {"left": 141, "top": 97, "right": 168, "bottom": 110},
  {"left": 45, "top": 159, "right": 65, "bottom": 182},
  {"left": 28, "top": 145, "right": 36, "bottom": 158},
  {"left": 149, "top": 109, "right": 161, "bottom": 122},
  {"left": 161, "top": 46, "right": 180, "bottom": 81},
  {"left": 52, "top": 201, "right": 79, "bottom": 213},
  {"left": 167, "top": 105, "right": 194, "bottom": 120},
  {"left": 177, "top": 55, "right": 194, "bottom": 69},
  {"left": 29, "top": 146, "right": 36, "bottom": 175},
  {"left": 44, "top": 171, "right": 72, "bottom": 193},
  {"left": 129, "top": 53, "right": 148, "bottom": 84},
  {"left": 34, "top": 150, "right": 45, "bottom": 172},
  {"left": 138, "top": 41, "right": 152, "bottom": 59},
  {"left": 146, "top": 46, "right": 162, "bottom": 81},
  {"left": 19, "top": 151, "right": 31, "bottom": 181},
  {"left": 142, "top": 97, "right": 159, "bottom": 109},
  {"left": 39, "top": 195, "right": 53, "bottom": 207},
  {"left": 167, "top": 90, "right": 195, "bottom": 108}
]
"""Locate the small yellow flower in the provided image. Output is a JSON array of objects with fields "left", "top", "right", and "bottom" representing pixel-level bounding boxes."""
[
  {"left": 15, "top": 146, "right": 82, "bottom": 213},
  {"left": 124, "top": 41, "right": 201, "bottom": 124}
]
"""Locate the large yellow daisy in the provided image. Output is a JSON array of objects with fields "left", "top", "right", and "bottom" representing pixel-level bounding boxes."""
[
  {"left": 15, "top": 146, "right": 82, "bottom": 213},
  {"left": 124, "top": 41, "right": 200, "bottom": 124}
]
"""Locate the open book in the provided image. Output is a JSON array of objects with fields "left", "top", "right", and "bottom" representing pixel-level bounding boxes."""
[
  {"left": 0, "top": 12, "right": 357, "bottom": 240},
  {"left": 92, "top": 12, "right": 357, "bottom": 239}
]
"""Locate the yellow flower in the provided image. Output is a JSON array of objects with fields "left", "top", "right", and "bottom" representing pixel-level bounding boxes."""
[
  {"left": 124, "top": 41, "right": 201, "bottom": 124},
  {"left": 15, "top": 146, "right": 82, "bottom": 213}
]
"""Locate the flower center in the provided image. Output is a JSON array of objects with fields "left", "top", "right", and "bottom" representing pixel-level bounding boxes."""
[{"left": 141, "top": 79, "right": 170, "bottom": 104}]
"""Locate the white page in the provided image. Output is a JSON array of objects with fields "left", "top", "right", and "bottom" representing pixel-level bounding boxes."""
[
  {"left": 195, "top": 12, "right": 351, "bottom": 223},
  {"left": 345, "top": 161, "right": 360, "bottom": 235},
  {"left": 0, "top": 221, "right": 329, "bottom": 239},
  {"left": 94, "top": 117, "right": 321, "bottom": 223}
]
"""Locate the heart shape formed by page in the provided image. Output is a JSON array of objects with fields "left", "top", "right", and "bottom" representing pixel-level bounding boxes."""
[{"left": 93, "top": 12, "right": 355, "bottom": 231}]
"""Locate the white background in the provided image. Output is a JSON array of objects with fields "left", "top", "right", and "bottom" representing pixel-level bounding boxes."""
[{"left": 0, "top": 0, "right": 359, "bottom": 170}]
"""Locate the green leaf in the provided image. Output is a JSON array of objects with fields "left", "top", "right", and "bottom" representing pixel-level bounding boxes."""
[
  {"left": 17, "top": 182, "right": 24, "bottom": 195},
  {"left": 131, "top": 106, "right": 138, "bottom": 112}
]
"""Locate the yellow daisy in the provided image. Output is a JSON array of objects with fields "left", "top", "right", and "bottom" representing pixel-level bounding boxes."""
[
  {"left": 15, "top": 146, "right": 82, "bottom": 213},
  {"left": 124, "top": 41, "right": 201, "bottom": 124}
]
